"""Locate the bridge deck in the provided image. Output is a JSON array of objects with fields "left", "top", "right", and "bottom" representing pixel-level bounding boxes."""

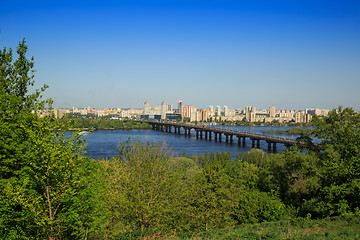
[{"left": 141, "top": 120, "right": 309, "bottom": 148}]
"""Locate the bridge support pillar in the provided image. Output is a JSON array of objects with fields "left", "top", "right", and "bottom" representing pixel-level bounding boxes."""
[{"left": 145, "top": 121, "right": 302, "bottom": 153}]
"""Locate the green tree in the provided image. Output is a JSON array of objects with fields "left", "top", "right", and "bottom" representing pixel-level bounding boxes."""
[
  {"left": 100, "top": 140, "right": 188, "bottom": 236},
  {"left": 0, "top": 39, "right": 99, "bottom": 239},
  {"left": 1, "top": 39, "right": 45, "bottom": 239},
  {"left": 300, "top": 107, "right": 360, "bottom": 217},
  {"left": 187, "top": 160, "right": 238, "bottom": 231}
]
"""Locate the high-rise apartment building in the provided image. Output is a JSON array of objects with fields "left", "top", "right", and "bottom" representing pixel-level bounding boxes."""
[
  {"left": 295, "top": 110, "right": 305, "bottom": 123},
  {"left": 161, "top": 100, "right": 166, "bottom": 120},
  {"left": 246, "top": 106, "right": 256, "bottom": 122},
  {"left": 189, "top": 106, "right": 197, "bottom": 122},
  {"left": 216, "top": 105, "right": 221, "bottom": 117},
  {"left": 199, "top": 109, "right": 211, "bottom": 122},
  {"left": 209, "top": 105, "right": 214, "bottom": 117},
  {"left": 144, "top": 100, "right": 150, "bottom": 115},
  {"left": 178, "top": 100, "right": 183, "bottom": 117},
  {"left": 224, "top": 105, "right": 229, "bottom": 117},
  {"left": 269, "top": 106, "right": 276, "bottom": 118}
]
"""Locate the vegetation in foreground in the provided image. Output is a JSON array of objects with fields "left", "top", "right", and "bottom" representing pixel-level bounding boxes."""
[
  {"left": 116, "top": 216, "right": 360, "bottom": 239},
  {"left": 1, "top": 40, "right": 360, "bottom": 239}
]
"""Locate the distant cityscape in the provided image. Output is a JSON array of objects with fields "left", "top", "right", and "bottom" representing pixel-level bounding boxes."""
[{"left": 50, "top": 100, "right": 338, "bottom": 124}]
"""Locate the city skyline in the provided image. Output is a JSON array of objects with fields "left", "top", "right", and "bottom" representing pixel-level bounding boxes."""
[
  {"left": 51, "top": 97, "right": 349, "bottom": 115},
  {"left": 61, "top": 101, "right": 333, "bottom": 112},
  {"left": 1, "top": 0, "right": 359, "bottom": 110},
  {"left": 54, "top": 102, "right": 332, "bottom": 124}
]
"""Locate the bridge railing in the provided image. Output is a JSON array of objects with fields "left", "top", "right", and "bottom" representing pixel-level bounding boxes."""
[
  {"left": 142, "top": 120, "right": 307, "bottom": 144},
  {"left": 141, "top": 120, "right": 315, "bottom": 148}
]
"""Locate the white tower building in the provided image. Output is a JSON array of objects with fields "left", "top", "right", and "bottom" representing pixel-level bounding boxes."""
[
  {"left": 144, "top": 100, "right": 150, "bottom": 115},
  {"left": 161, "top": 100, "right": 166, "bottom": 120}
]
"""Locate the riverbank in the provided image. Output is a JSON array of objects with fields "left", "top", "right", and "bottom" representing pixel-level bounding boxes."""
[
  {"left": 61, "top": 117, "right": 152, "bottom": 130},
  {"left": 262, "top": 128, "right": 312, "bottom": 135}
]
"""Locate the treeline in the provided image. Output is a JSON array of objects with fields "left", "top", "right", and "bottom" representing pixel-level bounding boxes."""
[
  {"left": 262, "top": 127, "right": 312, "bottom": 135},
  {"left": 2, "top": 40, "right": 360, "bottom": 239},
  {"left": 60, "top": 115, "right": 152, "bottom": 130}
]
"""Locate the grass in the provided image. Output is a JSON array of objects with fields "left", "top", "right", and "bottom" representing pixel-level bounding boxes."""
[{"left": 114, "top": 217, "right": 360, "bottom": 240}]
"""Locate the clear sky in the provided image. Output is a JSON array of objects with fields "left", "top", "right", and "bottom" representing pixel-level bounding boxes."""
[{"left": 1, "top": 0, "right": 359, "bottom": 110}]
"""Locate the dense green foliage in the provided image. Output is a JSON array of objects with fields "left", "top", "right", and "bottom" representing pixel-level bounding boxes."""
[
  {"left": 2, "top": 40, "right": 360, "bottom": 239},
  {"left": 0, "top": 40, "right": 102, "bottom": 239},
  {"left": 96, "top": 142, "right": 290, "bottom": 239},
  {"left": 299, "top": 107, "right": 360, "bottom": 218}
]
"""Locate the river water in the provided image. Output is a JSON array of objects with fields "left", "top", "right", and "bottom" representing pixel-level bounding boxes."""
[{"left": 79, "top": 125, "right": 305, "bottom": 159}]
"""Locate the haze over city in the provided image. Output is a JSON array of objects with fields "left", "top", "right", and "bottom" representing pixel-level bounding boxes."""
[{"left": 1, "top": 0, "right": 359, "bottom": 110}]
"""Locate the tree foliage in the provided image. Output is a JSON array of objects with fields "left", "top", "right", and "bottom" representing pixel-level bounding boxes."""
[
  {"left": 0, "top": 39, "right": 100, "bottom": 239},
  {"left": 99, "top": 140, "right": 190, "bottom": 237},
  {"left": 300, "top": 107, "right": 360, "bottom": 217}
]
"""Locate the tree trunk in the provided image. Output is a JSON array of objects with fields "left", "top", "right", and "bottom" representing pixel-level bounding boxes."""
[{"left": 46, "top": 186, "right": 54, "bottom": 240}]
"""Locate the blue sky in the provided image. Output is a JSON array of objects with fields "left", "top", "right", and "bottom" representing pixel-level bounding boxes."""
[{"left": 1, "top": 0, "right": 359, "bottom": 110}]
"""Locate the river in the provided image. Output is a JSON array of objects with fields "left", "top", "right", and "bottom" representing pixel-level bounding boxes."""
[{"left": 78, "top": 125, "right": 306, "bottom": 159}]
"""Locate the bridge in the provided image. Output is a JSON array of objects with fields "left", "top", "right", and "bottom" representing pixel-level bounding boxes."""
[{"left": 141, "top": 120, "right": 309, "bottom": 151}]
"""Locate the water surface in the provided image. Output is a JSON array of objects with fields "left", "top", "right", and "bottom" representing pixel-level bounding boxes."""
[{"left": 79, "top": 126, "right": 305, "bottom": 159}]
